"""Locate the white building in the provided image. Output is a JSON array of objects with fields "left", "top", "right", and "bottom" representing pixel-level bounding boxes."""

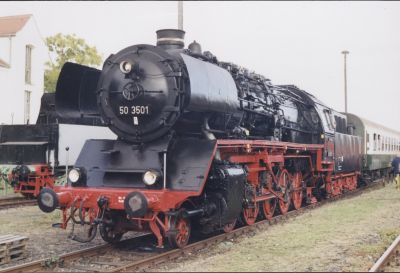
[{"left": 0, "top": 14, "right": 46, "bottom": 125}]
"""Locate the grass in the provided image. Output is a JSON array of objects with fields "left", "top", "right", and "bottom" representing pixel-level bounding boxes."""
[
  {"left": 0, "top": 207, "right": 61, "bottom": 234},
  {"left": 354, "top": 228, "right": 398, "bottom": 257},
  {"left": 0, "top": 179, "right": 19, "bottom": 197}
]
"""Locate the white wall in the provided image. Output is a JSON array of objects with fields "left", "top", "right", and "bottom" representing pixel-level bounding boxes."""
[
  {"left": 0, "top": 16, "right": 46, "bottom": 125},
  {"left": 58, "top": 124, "right": 117, "bottom": 166},
  {"left": 0, "top": 38, "right": 10, "bottom": 63}
]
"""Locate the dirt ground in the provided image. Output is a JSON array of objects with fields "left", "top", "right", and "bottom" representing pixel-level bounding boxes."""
[
  {"left": 0, "top": 206, "right": 107, "bottom": 269},
  {"left": 154, "top": 183, "right": 400, "bottom": 272},
  {"left": 0, "top": 183, "right": 399, "bottom": 272}
]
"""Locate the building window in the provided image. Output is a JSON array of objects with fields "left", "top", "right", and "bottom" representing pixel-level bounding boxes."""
[
  {"left": 24, "top": 90, "right": 31, "bottom": 124},
  {"left": 25, "top": 45, "right": 33, "bottom": 84}
]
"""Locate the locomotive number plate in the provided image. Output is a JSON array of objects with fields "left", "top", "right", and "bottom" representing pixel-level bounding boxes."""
[{"left": 119, "top": 106, "right": 149, "bottom": 115}]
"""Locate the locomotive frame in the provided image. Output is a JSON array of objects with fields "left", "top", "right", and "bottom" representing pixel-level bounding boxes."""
[{"left": 42, "top": 138, "right": 359, "bottom": 248}]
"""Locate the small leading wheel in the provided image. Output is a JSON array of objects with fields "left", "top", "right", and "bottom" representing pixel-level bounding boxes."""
[
  {"left": 291, "top": 172, "right": 303, "bottom": 210},
  {"left": 99, "top": 223, "right": 123, "bottom": 243},
  {"left": 241, "top": 204, "right": 259, "bottom": 226},
  {"left": 278, "top": 169, "right": 291, "bottom": 214},
  {"left": 223, "top": 219, "right": 237, "bottom": 233},
  {"left": 262, "top": 198, "right": 277, "bottom": 220},
  {"left": 168, "top": 212, "right": 191, "bottom": 248}
]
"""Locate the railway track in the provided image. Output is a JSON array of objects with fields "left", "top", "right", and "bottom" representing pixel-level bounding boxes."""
[
  {"left": 369, "top": 234, "right": 400, "bottom": 272},
  {"left": 0, "top": 179, "right": 385, "bottom": 273},
  {"left": 0, "top": 196, "right": 36, "bottom": 210}
]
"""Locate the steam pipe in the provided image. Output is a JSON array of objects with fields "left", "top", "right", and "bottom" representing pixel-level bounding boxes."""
[{"left": 202, "top": 117, "right": 216, "bottom": 140}]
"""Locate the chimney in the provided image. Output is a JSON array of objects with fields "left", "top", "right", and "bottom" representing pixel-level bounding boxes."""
[{"left": 156, "top": 29, "right": 185, "bottom": 50}]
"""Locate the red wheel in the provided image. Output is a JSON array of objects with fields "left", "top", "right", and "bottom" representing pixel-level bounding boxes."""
[
  {"left": 261, "top": 198, "right": 276, "bottom": 220},
  {"left": 168, "top": 213, "right": 191, "bottom": 248},
  {"left": 291, "top": 172, "right": 303, "bottom": 210},
  {"left": 260, "top": 172, "right": 276, "bottom": 220},
  {"left": 241, "top": 205, "right": 259, "bottom": 226},
  {"left": 278, "top": 169, "right": 291, "bottom": 214},
  {"left": 223, "top": 219, "right": 237, "bottom": 233}
]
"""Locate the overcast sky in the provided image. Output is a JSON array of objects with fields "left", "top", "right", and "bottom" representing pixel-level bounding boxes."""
[{"left": 1, "top": 1, "right": 399, "bottom": 131}]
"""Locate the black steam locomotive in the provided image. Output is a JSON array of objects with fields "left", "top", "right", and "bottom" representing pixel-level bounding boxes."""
[{"left": 38, "top": 29, "right": 364, "bottom": 248}]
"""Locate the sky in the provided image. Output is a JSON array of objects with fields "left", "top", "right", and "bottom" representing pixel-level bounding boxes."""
[{"left": 1, "top": 1, "right": 399, "bottom": 131}]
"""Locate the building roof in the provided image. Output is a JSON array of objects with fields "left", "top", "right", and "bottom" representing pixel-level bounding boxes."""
[
  {"left": 0, "top": 58, "right": 9, "bottom": 68},
  {"left": 0, "top": 14, "right": 32, "bottom": 37}
]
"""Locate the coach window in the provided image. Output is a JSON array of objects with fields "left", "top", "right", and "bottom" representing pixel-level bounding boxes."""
[
  {"left": 373, "top": 133, "right": 376, "bottom": 151},
  {"left": 366, "top": 133, "right": 370, "bottom": 151},
  {"left": 383, "top": 137, "right": 385, "bottom": 151},
  {"left": 378, "top": 134, "right": 381, "bottom": 151},
  {"left": 387, "top": 137, "right": 389, "bottom": 151},
  {"left": 384, "top": 137, "right": 387, "bottom": 151}
]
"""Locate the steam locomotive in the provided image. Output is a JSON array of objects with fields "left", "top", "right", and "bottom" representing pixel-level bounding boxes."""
[{"left": 36, "top": 29, "right": 396, "bottom": 248}]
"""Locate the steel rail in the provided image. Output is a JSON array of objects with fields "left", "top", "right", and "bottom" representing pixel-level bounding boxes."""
[
  {"left": 0, "top": 179, "right": 385, "bottom": 273},
  {"left": 0, "top": 243, "right": 112, "bottom": 273},
  {"left": 369, "top": 234, "right": 400, "bottom": 272},
  {"left": 0, "top": 197, "right": 36, "bottom": 210}
]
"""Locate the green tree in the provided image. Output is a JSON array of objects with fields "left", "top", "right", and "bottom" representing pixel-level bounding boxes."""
[{"left": 44, "top": 33, "right": 102, "bottom": 92}]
